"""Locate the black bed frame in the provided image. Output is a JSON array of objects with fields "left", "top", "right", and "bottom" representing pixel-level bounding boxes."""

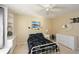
[{"left": 27, "top": 33, "right": 59, "bottom": 54}]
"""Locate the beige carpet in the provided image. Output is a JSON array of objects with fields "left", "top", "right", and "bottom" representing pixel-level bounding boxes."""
[
  {"left": 12, "top": 43, "right": 73, "bottom": 54},
  {"left": 13, "top": 44, "right": 28, "bottom": 54}
]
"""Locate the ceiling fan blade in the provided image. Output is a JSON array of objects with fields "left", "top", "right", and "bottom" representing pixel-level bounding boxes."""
[
  {"left": 39, "top": 4, "right": 47, "bottom": 9},
  {"left": 39, "top": 4, "right": 56, "bottom": 8},
  {"left": 50, "top": 8, "right": 62, "bottom": 12},
  {"left": 39, "top": 8, "right": 47, "bottom": 12},
  {"left": 52, "top": 6, "right": 66, "bottom": 9}
]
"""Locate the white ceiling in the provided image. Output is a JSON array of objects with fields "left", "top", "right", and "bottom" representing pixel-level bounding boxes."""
[{"left": 5, "top": 4, "right": 79, "bottom": 18}]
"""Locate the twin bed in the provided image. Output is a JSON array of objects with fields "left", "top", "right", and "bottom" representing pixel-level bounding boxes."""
[{"left": 27, "top": 33, "right": 59, "bottom": 54}]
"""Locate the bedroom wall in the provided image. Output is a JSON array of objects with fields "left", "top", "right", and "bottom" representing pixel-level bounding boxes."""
[
  {"left": 14, "top": 14, "right": 31, "bottom": 45},
  {"left": 14, "top": 11, "right": 79, "bottom": 46},
  {"left": 50, "top": 11, "right": 79, "bottom": 36},
  {"left": 14, "top": 14, "right": 50, "bottom": 45}
]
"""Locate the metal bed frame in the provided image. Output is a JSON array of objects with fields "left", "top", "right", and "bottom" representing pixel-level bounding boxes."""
[{"left": 31, "top": 43, "right": 60, "bottom": 54}]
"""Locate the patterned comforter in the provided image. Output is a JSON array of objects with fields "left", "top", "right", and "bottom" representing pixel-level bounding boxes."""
[{"left": 27, "top": 33, "right": 59, "bottom": 54}]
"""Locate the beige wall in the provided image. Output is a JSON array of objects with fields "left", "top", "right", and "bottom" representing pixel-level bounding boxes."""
[
  {"left": 13, "top": 10, "right": 79, "bottom": 49},
  {"left": 14, "top": 14, "right": 51, "bottom": 45},
  {"left": 14, "top": 11, "right": 79, "bottom": 45},
  {"left": 14, "top": 14, "right": 31, "bottom": 45},
  {"left": 50, "top": 11, "right": 79, "bottom": 36}
]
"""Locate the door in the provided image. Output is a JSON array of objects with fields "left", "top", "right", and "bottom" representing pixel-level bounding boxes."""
[{"left": 0, "top": 7, "right": 4, "bottom": 48}]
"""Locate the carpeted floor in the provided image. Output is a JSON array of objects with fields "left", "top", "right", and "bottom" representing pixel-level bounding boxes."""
[{"left": 12, "top": 43, "right": 78, "bottom": 54}]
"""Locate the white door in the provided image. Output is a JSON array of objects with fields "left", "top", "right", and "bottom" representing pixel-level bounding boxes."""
[{"left": 0, "top": 7, "right": 4, "bottom": 48}]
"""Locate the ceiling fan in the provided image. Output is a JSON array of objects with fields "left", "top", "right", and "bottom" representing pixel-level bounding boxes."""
[{"left": 39, "top": 4, "right": 65, "bottom": 16}]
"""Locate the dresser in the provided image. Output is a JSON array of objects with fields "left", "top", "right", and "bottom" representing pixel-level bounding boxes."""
[{"left": 56, "top": 34, "right": 79, "bottom": 50}]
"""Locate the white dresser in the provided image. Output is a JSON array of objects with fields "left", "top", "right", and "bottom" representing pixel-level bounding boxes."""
[{"left": 56, "top": 34, "right": 79, "bottom": 50}]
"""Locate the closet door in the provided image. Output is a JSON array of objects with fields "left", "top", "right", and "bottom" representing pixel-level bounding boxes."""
[{"left": 0, "top": 7, "right": 4, "bottom": 48}]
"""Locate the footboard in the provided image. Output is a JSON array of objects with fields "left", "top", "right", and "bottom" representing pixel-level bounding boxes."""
[{"left": 31, "top": 43, "right": 59, "bottom": 54}]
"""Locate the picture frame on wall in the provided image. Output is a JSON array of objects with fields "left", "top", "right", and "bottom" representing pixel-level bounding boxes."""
[{"left": 32, "top": 21, "right": 40, "bottom": 30}]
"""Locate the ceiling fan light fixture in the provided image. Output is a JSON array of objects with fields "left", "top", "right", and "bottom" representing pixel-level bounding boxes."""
[
  {"left": 46, "top": 8, "right": 49, "bottom": 11},
  {"left": 39, "top": 4, "right": 64, "bottom": 17}
]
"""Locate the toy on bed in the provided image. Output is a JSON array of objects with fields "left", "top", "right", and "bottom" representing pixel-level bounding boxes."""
[{"left": 27, "top": 33, "right": 59, "bottom": 54}]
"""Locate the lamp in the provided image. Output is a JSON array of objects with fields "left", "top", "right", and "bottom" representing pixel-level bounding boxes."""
[{"left": 62, "top": 23, "right": 72, "bottom": 30}]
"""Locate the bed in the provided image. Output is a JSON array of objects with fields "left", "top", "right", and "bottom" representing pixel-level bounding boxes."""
[{"left": 27, "top": 33, "right": 59, "bottom": 54}]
